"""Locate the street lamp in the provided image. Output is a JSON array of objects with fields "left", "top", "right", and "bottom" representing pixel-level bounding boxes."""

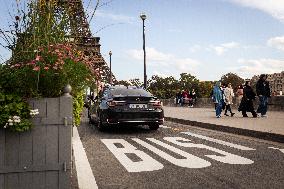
[
  {"left": 140, "top": 13, "right": 147, "bottom": 89},
  {"left": 109, "top": 51, "right": 112, "bottom": 85}
]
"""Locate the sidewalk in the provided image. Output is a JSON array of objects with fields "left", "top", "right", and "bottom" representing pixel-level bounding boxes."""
[{"left": 163, "top": 106, "right": 284, "bottom": 143}]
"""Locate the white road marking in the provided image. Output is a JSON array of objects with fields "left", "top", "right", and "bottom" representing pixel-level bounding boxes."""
[
  {"left": 164, "top": 137, "right": 254, "bottom": 164},
  {"left": 101, "top": 139, "right": 164, "bottom": 172},
  {"left": 159, "top": 125, "right": 171, "bottom": 128},
  {"left": 181, "top": 132, "right": 255, "bottom": 151},
  {"left": 73, "top": 127, "right": 98, "bottom": 189},
  {"left": 268, "top": 147, "right": 284, "bottom": 154},
  {"left": 133, "top": 138, "right": 211, "bottom": 168}
]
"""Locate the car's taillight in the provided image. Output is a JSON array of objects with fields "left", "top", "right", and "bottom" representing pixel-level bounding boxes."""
[
  {"left": 149, "top": 100, "right": 162, "bottom": 107},
  {"left": 107, "top": 100, "right": 126, "bottom": 107}
]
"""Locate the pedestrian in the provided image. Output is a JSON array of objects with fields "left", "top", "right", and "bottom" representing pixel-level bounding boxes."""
[
  {"left": 212, "top": 81, "right": 223, "bottom": 118},
  {"left": 190, "top": 89, "right": 197, "bottom": 107},
  {"left": 175, "top": 90, "right": 182, "bottom": 105},
  {"left": 181, "top": 90, "right": 188, "bottom": 106},
  {"left": 238, "top": 81, "right": 257, "bottom": 118},
  {"left": 236, "top": 84, "right": 244, "bottom": 107},
  {"left": 220, "top": 84, "right": 226, "bottom": 110},
  {"left": 256, "top": 74, "right": 271, "bottom": 117},
  {"left": 186, "top": 89, "right": 193, "bottom": 107},
  {"left": 223, "top": 83, "right": 235, "bottom": 116}
]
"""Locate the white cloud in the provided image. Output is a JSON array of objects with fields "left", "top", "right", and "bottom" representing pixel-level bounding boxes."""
[
  {"left": 152, "top": 71, "right": 169, "bottom": 78},
  {"left": 267, "top": 36, "right": 284, "bottom": 52},
  {"left": 222, "top": 42, "right": 239, "bottom": 48},
  {"left": 127, "top": 47, "right": 174, "bottom": 62},
  {"left": 235, "top": 58, "right": 284, "bottom": 78},
  {"left": 126, "top": 47, "right": 201, "bottom": 76},
  {"left": 211, "top": 42, "right": 239, "bottom": 55},
  {"left": 175, "top": 58, "right": 200, "bottom": 74},
  {"left": 94, "top": 10, "right": 135, "bottom": 24},
  {"left": 213, "top": 46, "right": 226, "bottom": 56},
  {"left": 189, "top": 45, "right": 202, "bottom": 53},
  {"left": 226, "top": 0, "right": 284, "bottom": 22}
]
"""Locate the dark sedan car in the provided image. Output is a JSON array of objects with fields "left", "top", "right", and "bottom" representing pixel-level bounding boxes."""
[{"left": 89, "top": 85, "right": 164, "bottom": 130}]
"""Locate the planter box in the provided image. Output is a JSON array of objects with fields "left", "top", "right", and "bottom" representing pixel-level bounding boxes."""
[{"left": 0, "top": 96, "right": 73, "bottom": 189}]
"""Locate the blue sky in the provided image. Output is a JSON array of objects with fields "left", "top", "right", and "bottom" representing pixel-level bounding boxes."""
[{"left": 1, "top": 0, "right": 284, "bottom": 81}]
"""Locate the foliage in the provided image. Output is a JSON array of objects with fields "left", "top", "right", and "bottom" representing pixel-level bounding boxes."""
[
  {"left": 116, "top": 72, "right": 245, "bottom": 99},
  {"left": 179, "top": 73, "right": 199, "bottom": 91},
  {"left": 0, "top": 1, "right": 97, "bottom": 98},
  {"left": 198, "top": 81, "right": 214, "bottom": 98},
  {"left": 147, "top": 73, "right": 201, "bottom": 99},
  {"left": 73, "top": 91, "right": 85, "bottom": 126},
  {"left": 148, "top": 75, "right": 179, "bottom": 99},
  {"left": 129, "top": 78, "right": 143, "bottom": 88},
  {"left": 0, "top": 92, "right": 34, "bottom": 132},
  {"left": 2, "top": 43, "right": 94, "bottom": 98},
  {"left": 0, "top": 1, "right": 99, "bottom": 132},
  {"left": 114, "top": 80, "right": 131, "bottom": 87},
  {"left": 220, "top": 72, "right": 245, "bottom": 91}
]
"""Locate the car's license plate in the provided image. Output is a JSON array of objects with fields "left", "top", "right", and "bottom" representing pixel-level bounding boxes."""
[{"left": 129, "top": 104, "right": 148, "bottom": 109}]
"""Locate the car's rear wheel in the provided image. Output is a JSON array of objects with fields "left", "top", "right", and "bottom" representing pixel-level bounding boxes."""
[
  {"left": 97, "top": 114, "right": 107, "bottom": 131},
  {"left": 149, "top": 123, "right": 159, "bottom": 130}
]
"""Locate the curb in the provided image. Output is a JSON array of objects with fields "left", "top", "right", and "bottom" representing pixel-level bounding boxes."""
[{"left": 165, "top": 117, "right": 284, "bottom": 143}]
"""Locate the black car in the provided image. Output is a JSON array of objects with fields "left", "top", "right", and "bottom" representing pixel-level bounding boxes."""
[{"left": 89, "top": 85, "right": 164, "bottom": 130}]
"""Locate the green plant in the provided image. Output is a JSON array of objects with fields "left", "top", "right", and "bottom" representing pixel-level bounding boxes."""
[
  {"left": 73, "top": 91, "right": 85, "bottom": 126},
  {"left": 2, "top": 43, "right": 95, "bottom": 98},
  {"left": 0, "top": 92, "right": 37, "bottom": 132},
  {"left": 0, "top": 1, "right": 99, "bottom": 132}
]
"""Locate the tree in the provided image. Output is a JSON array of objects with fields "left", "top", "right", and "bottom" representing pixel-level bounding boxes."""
[
  {"left": 148, "top": 75, "right": 179, "bottom": 99},
  {"left": 198, "top": 81, "right": 214, "bottom": 98},
  {"left": 220, "top": 73, "right": 244, "bottom": 91},
  {"left": 179, "top": 73, "right": 200, "bottom": 96},
  {"left": 129, "top": 78, "right": 143, "bottom": 88},
  {"left": 114, "top": 80, "right": 130, "bottom": 87}
]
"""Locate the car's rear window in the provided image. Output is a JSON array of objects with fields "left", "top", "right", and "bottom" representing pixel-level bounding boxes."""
[{"left": 110, "top": 88, "right": 153, "bottom": 97}]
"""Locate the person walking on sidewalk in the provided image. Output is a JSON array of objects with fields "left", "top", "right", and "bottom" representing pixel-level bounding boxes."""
[
  {"left": 236, "top": 84, "right": 243, "bottom": 107},
  {"left": 190, "top": 89, "right": 197, "bottom": 107},
  {"left": 256, "top": 74, "right": 271, "bottom": 117},
  {"left": 224, "top": 83, "right": 235, "bottom": 117},
  {"left": 238, "top": 81, "right": 257, "bottom": 118},
  {"left": 212, "top": 81, "right": 223, "bottom": 118}
]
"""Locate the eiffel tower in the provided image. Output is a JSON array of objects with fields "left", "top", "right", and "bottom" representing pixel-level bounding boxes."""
[{"left": 58, "top": 0, "right": 115, "bottom": 84}]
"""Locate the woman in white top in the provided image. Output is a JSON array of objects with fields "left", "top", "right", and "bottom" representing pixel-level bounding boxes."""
[{"left": 224, "top": 83, "right": 235, "bottom": 116}]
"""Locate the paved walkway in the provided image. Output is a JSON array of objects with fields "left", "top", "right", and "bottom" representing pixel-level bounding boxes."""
[{"left": 163, "top": 107, "right": 284, "bottom": 136}]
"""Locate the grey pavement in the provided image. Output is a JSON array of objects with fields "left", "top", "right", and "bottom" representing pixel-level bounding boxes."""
[
  {"left": 163, "top": 106, "right": 284, "bottom": 142},
  {"left": 77, "top": 120, "right": 284, "bottom": 189}
]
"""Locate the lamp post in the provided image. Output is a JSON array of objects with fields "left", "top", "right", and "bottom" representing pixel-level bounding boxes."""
[
  {"left": 140, "top": 13, "right": 147, "bottom": 89},
  {"left": 109, "top": 51, "right": 112, "bottom": 85}
]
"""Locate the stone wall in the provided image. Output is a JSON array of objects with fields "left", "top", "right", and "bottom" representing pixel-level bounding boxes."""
[{"left": 161, "top": 96, "right": 284, "bottom": 111}]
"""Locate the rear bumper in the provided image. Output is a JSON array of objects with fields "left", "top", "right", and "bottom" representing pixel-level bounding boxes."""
[{"left": 102, "top": 109, "right": 164, "bottom": 125}]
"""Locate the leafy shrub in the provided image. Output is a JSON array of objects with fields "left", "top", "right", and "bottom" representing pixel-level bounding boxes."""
[
  {"left": 73, "top": 91, "right": 85, "bottom": 126},
  {"left": 0, "top": 93, "right": 34, "bottom": 132},
  {"left": 2, "top": 43, "right": 93, "bottom": 98}
]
